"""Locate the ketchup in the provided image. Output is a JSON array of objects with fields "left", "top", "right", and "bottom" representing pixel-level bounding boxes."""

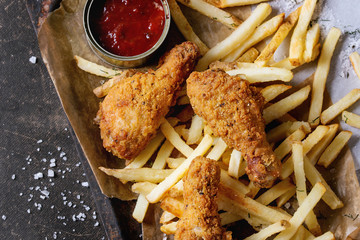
[{"left": 92, "top": 0, "right": 165, "bottom": 56}]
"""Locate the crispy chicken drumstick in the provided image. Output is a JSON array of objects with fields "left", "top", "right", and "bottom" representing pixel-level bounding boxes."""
[
  {"left": 175, "top": 156, "right": 231, "bottom": 240},
  {"left": 97, "top": 42, "right": 200, "bottom": 160},
  {"left": 187, "top": 69, "right": 280, "bottom": 188}
]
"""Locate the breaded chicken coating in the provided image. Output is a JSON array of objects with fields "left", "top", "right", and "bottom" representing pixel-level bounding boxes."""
[
  {"left": 187, "top": 69, "right": 280, "bottom": 188},
  {"left": 97, "top": 42, "right": 200, "bottom": 160},
  {"left": 175, "top": 156, "right": 231, "bottom": 240}
]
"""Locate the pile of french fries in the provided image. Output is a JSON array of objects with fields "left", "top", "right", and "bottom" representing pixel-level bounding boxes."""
[{"left": 75, "top": 0, "right": 360, "bottom": 239}]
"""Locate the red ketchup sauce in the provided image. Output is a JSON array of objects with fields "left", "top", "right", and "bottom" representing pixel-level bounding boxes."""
[{"left": 92, "top": 0, "right": 165, "bottom": 56}]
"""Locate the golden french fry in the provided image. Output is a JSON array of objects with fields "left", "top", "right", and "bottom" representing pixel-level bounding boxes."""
[
  {"left": 277, "top": 188, "right": 296, "bottom": 207},
  {"left": 289, "top": 0, "right": 317, "bottom": 66},
  {"left": 304, "top": 157, "right": 344, "bottom": 210},
  {"left": 292, "top": 142, "right": 321, "bottom": 236},
  {"left": 320, "top": 89, "right": 360, "bottom": 125},
  {"left": 246, "top": 180, "right": 260, "bottom": 198},
  {"left": 132, "top": 194, "right": 149, "bottom": 223},
  {"left": 303, "top": 23, "right": 320, "bottom": 63},
  {"left": 256, "top": 179, "right": 295, "bottom": 205},
  {"left": 274, "top": 127, "right": 307, "bottom": 161},
  {"left": 131, "top": 182, "right": 157, "bottom": 195},
  {"left": 220, "top": 212, "right": 243, "bottom": 226},
  {"left": 313, "top": 231, "right": 335, "bottom": 240},
  {"left": 273, "top": 183, "right": 326, "bottom": 240},
  {"left": 187, "top": 115, "right": 204, "bottom": 145},
  {"left": 350, "top": 52, "right": 360, "bottom": 80},
  {"left": 205, "top": 0, "right": 269, "bottom": 8},
  {"left": 177, "top": 0, "right": 242, "bottom": 29},
  {"left": 255, "top": 7, "right": 302, "bottom": 67},
  {"left": 237, "top": 47, "right": 259, "bottom": 63},
  {"left": 126, "top": 133, "right": 165, "bottom": 169},
  {"left": 261, "top": 84, "right": 292, "bottom": 103},
  {"left": 195, "top": 3, "right": 272, "bottom": 70},
  {"left": 308, "top": 27, "right": 342, "bottom": 126},
  {"left": 206, "top": 138, "right": 228, "bottom": 161},
  {"left": 147, "top": 135, "right": 213, "bottom": 203},
  {"left": 227, "top": 66, "right": 293, "bottom": 83},
  {"left": 342, "top": 111, "right": 360, "bottom": 129},
  {"left": 166, "top": 157, "right": 186, "bottom": 169},
  {"left": 267, "top": 121, "right": 310, "bottom": 143},
  {"left": 307, "top": 124, "right": 339, "bottom": 165},
  {"left": 228, "top": 149, "right": 243, "bottom": 179},
  {"left": 160, "top": 119, "right": 194, "bottom": 158},
  {"left": 160, "top": 221, "right": 177, "bottom": 235},
  {"left": 281, "top": 125, "right": 329, "bottom": 179},
  {"left": 271, "top": 58, "right": 298, "bottom": 70},
  {"left": 99, "top": 167, "right": 174, "bottom": 183},
  {"left": 245, "top": 220, "right": 290, "bottom": 240},
  {"left": 160, "top": 197, "right": 184, "bottom": 218},
  {"left": 93, "top": 69, "right": 137, "bottom": 98},
  {"left": 263, "top": 85, "right": 311, "bottom": 124},
  {"left": 74, "top": 55, "right": 122, "bottom": 78},
  {"left": 318, "top": 131, "right": 352, "bottom": 168},
  {"left": 160, "top": 211, "right": 177, "bottom": 224},
  {"left": 220, "top": 169, "right": 250, "bottom": 195},
  {"left": 168, "top": 0, "right": 209, "bottom": 55},
  {"left": 152, "top": 140, "right": 174, "bottom": 170},
  {"left": 224, "top": 13, "right": 285, "bottom": 62}
]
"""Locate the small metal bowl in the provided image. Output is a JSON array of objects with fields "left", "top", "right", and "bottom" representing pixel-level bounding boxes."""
[{"left": 83, "top": 0, "right": 171, "bottom": 68}]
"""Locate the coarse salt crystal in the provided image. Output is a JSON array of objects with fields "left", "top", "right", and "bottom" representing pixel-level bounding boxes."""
[
  {"left": 37, "top": 139, "right": 43, "bottom": 144},
  {"left": 34, "top": 172, "right": 43, "bottom": 180},
  {"left": 81, "top": 182, "right": 89, "bottom": 187},
  {"left": 11, "top": 174, "right": 16, "bottom": 180},
  {"left": 29, "top": 56, "right": 37, "bottom": 64},
  {"left": 2, "top": 215, "right": 6, "bottom": 220},
  {"left": 48, "top": 169, "right": 55, "bottom": 178}
]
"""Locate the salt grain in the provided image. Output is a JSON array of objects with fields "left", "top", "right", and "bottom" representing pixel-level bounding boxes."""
[
  {"left": 34, "top": 172, "right": 43, "bottom": 180},
  {"left": 11, "top": 174, "right": 16, "bottom": 180},
  {"left": 48, "top": 169, "right": 55, "bottom": 178},
  {"left": 81, "top": 182, "right": 89, "bottom": 188},
  {"left": 29, "top": 56, "right": 37, "bottom": 64},
  {"left": 2, "top": 215, "right": 6, "bottom": 220},
  {"left": 37, "top": 139, "right": 43, "bottom": 144}
]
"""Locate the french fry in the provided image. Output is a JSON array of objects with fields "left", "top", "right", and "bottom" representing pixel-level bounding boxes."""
[
  {"left": 307, "top": 124, "right": 339, "bottom": 165},
  {"left": 303, "top": 23, "right": 320, "bottom": 63},
  {"left": 228, "top": 149, "right": 243, "bottom": 179},
  {"left": 177, "top": 0, "right": 242, "bottom": 29},
  {"left": 187, "top": 115, "right": 204, "bottom": 145},
  {"left": 160, "top": 211, "right": 177, "bottom": 224},
  {"left": 168, "top": 0, "right": 209, "bottom": 55},
  {"left": 126, "top": 133, "right": 165, "bottom": 169},
  {"left": 267, "top": 121, "right": 311, "bottom": 143},
  {"left": 224, "top": 13, "right": 285, "bottom": 62},
  {"left": 177, "top": 95, "right": 190, "bottom": 105},
  {"left": 74, "top": 55, "right": 122, "bottom": 78},
  {"left": 289, "top": 0, "right": 317, "bottom": 66},
  {"left": 246, "top": 181, "right": 261, "bottom": 198},
  {"left": 132, "top": 194, "right": 149, "bottom": 223},
  {"left": 271, "top": 58, "right": 298, "bottom": 70},
  {"left": 273, "top": 183, "right": 326, "bottom": 240},
  {"left": 342, "top": 111, "right": 360, "bottom": 129},
  {"left": 220, "top": 169, "right": 249, "bottom": 194},
  {"left": 244, "top": 220, "right": 290, "bottom": 240},
  {"left": 263, "top": 85, "right": 311, "bottom": 124},
  {"left": 292, "top": 142, "right": 321, "bottom": 236},
  {"left": 304, "top": 157, "right": 344, "bottom": 209},
  {"left": 160, "top": 119, "right": 194, "bottom": 158},
  {"left": 93, "top": 69, "right": 137, "bottom": 98},
  {"left": 318, "top": 131, "right": 352, "bottom": 168},
  {"left": 277, "top": 188, "right": 296, "bottom": 207},
  {"left": 237, "top": 47, "right": 259, "bottom": 63},
  {"left": 206, "top": 138, "right": 228, "bottom": 161},
  {"left": 261, "top": 84, "right": 292, "bottom": 103},
  {"left": 152, "top": 140, "right": 174, "bottom": 169},
  {"left": 206, "top": 0, "right": 269, "bottom": 8},
  {"left": 166, "top": 157, "right": 186, "bottom": 169},
  {"left": 308, "top": 27, "right": 341, "bottom": 126},
  {"left": 99, "top": 167, "right": 174, "bottom": 183},
  {"left": 255, "top": 7, "right": 302, "bottom": 67},
  {"left": 311, "top": 43, "right": 321, "bottom": 62},
  {"left": 320, "top": 89, "right": 360, "bottom": 125},
  {"left": 167, "top": 180, "right": 184, "bottom": 198},
  {"left": 131, "top": 182, "right": 157, "bottom": 195},
  {"left": 147, "top": 135, "right": 213, "bottom": 203},
  {"left": 274, "top": 127, "right": 307, "bottom": 161},
  {"left": 195, "top": 3, "right": 272, "bottom": 71},
  {"left": 281, "top": 125, "right": 329, "bottom": 179},
  {"left": 256, "top": 179, "right": 295, "bottom": 205},
  {"left": 160, "top": 221, "right": 177, "bottom": 235},
  {"left": 160, "top": 197, "right": 184, "bottom": 218},
  {"left": 277, "top": 112, "right": 298, "bottom": 123},
  {"left": 226, "top": 66, "right": 293, "bottom": 83},
  {"left": 313, "top": 231, "right": 335, "bottom": 240},
  {"left": 220, "top": 212, "right": 243, "bottom": 226},
  {"left": 350, "top": 52, "right": 360, "bottom": 80}
]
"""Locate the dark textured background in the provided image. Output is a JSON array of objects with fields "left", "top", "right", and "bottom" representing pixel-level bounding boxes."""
[{"left": 0, "top": 0, "right": 117, "bottom": 239}]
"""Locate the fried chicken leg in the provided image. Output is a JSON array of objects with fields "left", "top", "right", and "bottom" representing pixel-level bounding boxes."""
[
  {"left": 187, "top": 69, "right": 280, "bottom": 188},
  {"left": 97, "top": 42, "right": 200, "bottom": 160},
  {"left": 175, "top": 156, "right": 231, "bottom": 240}
]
